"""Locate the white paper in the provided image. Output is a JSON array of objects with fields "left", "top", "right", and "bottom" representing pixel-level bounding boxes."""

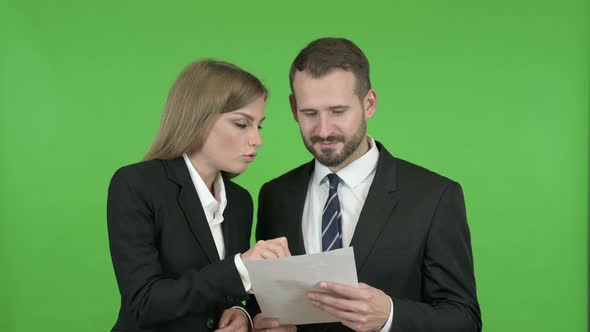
[{"left": 244, "top": 247, "right": 358, "bottom": 325}]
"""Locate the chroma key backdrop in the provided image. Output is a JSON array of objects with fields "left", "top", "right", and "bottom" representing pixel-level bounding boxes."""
[{"left": 1, "top": 1, "right": 588, "bottom": 331}]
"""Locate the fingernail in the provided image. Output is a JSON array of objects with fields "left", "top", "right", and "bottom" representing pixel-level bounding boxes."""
[
  {"left": 307, "top": 293, "right": 316, "bottom": 300},
  {"left": 319, "top": 282, "right": 327, "bottom": 288},
  {"left": 272, "top": 321, "right": 279, "bottom": 327}
]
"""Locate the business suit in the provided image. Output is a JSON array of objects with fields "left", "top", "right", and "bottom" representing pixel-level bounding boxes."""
[
  {"left": 107, "top": 157, "right": 252, "bottom": 332},
  {"left": 252, "top": 142, "right": 481, "bottom": 331}
]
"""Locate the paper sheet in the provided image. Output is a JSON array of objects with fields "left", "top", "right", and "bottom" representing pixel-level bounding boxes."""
[{"left": 244, "top": 247, "right": 358, "bottom": 325}]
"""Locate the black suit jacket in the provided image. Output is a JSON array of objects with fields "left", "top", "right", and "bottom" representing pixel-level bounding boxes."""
[
  {"left": 107, "top": 158, "right": 252, "bottom": 332},
  {"left": 252, "top": 142, "right": 481, "bottom": 331}
]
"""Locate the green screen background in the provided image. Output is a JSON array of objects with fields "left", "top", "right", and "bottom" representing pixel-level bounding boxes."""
[{"left": 1, "top": 1, "right": 588, "bottom": 331}]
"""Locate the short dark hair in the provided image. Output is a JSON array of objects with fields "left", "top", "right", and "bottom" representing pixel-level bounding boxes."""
[{"left": 289, "top": 37, "right": 371, "bottom": 99}]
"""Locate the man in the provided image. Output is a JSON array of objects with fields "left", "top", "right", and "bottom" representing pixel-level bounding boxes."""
[{"left": 251, "top": 38, "right": 481, "bottom": 331}]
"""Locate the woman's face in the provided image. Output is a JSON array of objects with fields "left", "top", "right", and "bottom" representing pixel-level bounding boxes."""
[{"left": 198, "top": 95, "right": 266, "bottom": 175}]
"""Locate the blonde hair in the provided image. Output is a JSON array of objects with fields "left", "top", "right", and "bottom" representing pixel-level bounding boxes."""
[{"left": 144, "top": 59, "right": 267, "bottom": 161}]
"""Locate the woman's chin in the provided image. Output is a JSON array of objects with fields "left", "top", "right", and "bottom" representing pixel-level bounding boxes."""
[{"left": 222, "top": 165, "right": 247, "bottom": 177}]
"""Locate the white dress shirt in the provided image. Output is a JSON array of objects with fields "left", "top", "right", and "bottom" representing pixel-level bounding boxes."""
[
  {"left": 182, "top": 154, "right": 252, "bottom": 325},
  {"left": 182, "top": 154, "right": 227, "bottom": 258},
  {"left": 301, "top": 137, "right": 394, "bottom": 332}
]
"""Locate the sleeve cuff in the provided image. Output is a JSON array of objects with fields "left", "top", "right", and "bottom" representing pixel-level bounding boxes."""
[
  {"left": 379, "top": 296, "right": 394, "bottom": 332},
  {"left": 231, "top": 306, "right": 253, "bottom": 330},
  {"left": 234, "top": 254, "right": 253, "bottom": 293}
]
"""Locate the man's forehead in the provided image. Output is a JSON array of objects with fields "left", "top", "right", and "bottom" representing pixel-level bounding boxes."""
[
  {"left": 293, "top": 68, "right": 355, "bottom": 81},
  {"left": 293, "top": 69, "right": 356, "bottom": 94}
]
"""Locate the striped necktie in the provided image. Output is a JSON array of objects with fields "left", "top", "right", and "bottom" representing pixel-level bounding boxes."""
[{"left": 322, "top": 173, "right": 343, "bottom": 251}]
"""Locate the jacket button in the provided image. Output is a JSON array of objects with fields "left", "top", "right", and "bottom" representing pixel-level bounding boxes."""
[{"left": 206, "top": 318, "right": 216, "bottom": 329}]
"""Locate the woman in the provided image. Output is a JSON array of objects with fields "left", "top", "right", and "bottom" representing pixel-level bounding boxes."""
[{"left": 107, "top": 60, "right": 290, "bottom": 332}]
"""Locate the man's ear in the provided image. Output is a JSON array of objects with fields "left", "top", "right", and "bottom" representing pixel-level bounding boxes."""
[
  {"left": 289, "top": 94, "right": 298, "bottom": 122},
  {"left": 363, "top": 89, "right": 378, "bottom": 119}
]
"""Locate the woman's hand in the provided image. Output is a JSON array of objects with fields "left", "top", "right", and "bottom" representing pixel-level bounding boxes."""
[
  {"left": 215, "top": 307, "right": 250, "bottom": 332},
  {"left": 241, "top": 237, "right": 291, "bottom": 261},
  {"left": 253, "top": 313, "right": 297, "bottom": 332}
]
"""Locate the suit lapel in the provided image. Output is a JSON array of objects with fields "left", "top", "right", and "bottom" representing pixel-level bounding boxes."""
[
  {"left": 221, "top": 183, "right": 241, "bottom": 257},
  {"left": 350, "top": 143, "right": 399, "bottom": 271},
  {"left": 285, "top": 161, "right": 314, "bottom": 256},
  {"left": 163, "top": 158, "right": 220, "bottom": 263}
]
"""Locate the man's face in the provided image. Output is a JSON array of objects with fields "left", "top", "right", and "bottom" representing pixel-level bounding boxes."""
[{"left": 290, "top": 69, "right": 376, "bottom": 170}]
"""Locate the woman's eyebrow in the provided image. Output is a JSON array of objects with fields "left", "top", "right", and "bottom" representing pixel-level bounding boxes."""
[{"left": 231, "top": 111, "right": 265, "bottom": 123}]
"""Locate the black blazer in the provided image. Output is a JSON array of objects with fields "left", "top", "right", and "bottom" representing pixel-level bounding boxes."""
[
  {"left": 107, "top": 157, "right": 252, "bottom": 332},
  {"left": 251, "top": 142, "right": 482, "bottom": 332}
]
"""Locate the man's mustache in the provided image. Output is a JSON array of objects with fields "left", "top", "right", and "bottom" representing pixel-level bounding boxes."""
[{"left": 310, "top": 135, "right": 346, "bottom": 144}]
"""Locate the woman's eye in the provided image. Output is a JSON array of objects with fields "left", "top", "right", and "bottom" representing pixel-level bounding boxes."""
[{"left": 234, "top": 123, "right": 247, "bottom": 129}]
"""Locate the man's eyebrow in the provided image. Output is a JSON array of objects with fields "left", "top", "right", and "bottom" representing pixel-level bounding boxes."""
[
  {"left": 299, "top": 105, "right": 350, "bottom": 112},
  {"left": 298, "top": 108, "right": 318, "bottom": 113},
  {"left": 327, "top": 105, "right": 350, "bottom": 111}
]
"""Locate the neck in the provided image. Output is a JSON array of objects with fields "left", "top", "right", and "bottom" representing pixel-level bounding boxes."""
[{"left": 187, "top": 153, "right": 217, "bottom": 194}]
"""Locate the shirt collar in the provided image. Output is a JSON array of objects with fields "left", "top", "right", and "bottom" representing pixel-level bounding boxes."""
[
  {"left": 182, "top": 153, "right": 226, "bottom": 224},
  {"left": 313, "top": 136, "right": 379, "bottom": 188}
]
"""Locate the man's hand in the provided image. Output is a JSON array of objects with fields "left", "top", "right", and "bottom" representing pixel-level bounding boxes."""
[
  {"left": 307, "top": 282, "right": 391, "bottom": 332},
  {"left": 241, "top": 237, "right": 291, "bottom": 261},
  {"left": 215, "top": 308, "right": 249, "bottom": 332},
  {"left": 253, "top": 313, "right": 297, "bottom": 332}
]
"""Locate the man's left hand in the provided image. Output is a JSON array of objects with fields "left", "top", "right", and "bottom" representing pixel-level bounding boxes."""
[{"left": 307, "top": 282, "right": 391, "bottom": 332}]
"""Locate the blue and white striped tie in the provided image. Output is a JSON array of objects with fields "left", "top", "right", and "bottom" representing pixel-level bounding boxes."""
[{"left": 322, "top": 174, "right": 343, "bottom": 251}]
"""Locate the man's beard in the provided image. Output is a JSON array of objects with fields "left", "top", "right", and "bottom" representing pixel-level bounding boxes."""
[{"left": 303, "top": 118, "right": 367, "bottom": 167}]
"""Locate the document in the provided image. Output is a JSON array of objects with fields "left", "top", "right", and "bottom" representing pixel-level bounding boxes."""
[{"left": 244, "top": 247, "right": 358, "bottom": 325}]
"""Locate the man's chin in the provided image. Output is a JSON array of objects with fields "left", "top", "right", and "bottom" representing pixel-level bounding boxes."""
[
  {"left": 314, "top": 151, "right": 344, "bottom": 167},
  {"left": 314, "top": 147, "right": 335, "bottom": 158},
  {"left": 305, "top": 142, "right": 344, "bottom": 166}
]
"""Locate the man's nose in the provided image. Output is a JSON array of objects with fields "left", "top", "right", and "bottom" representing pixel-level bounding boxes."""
[{"left": 315, "top": 113, "right": 332, "bottom": 138}]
